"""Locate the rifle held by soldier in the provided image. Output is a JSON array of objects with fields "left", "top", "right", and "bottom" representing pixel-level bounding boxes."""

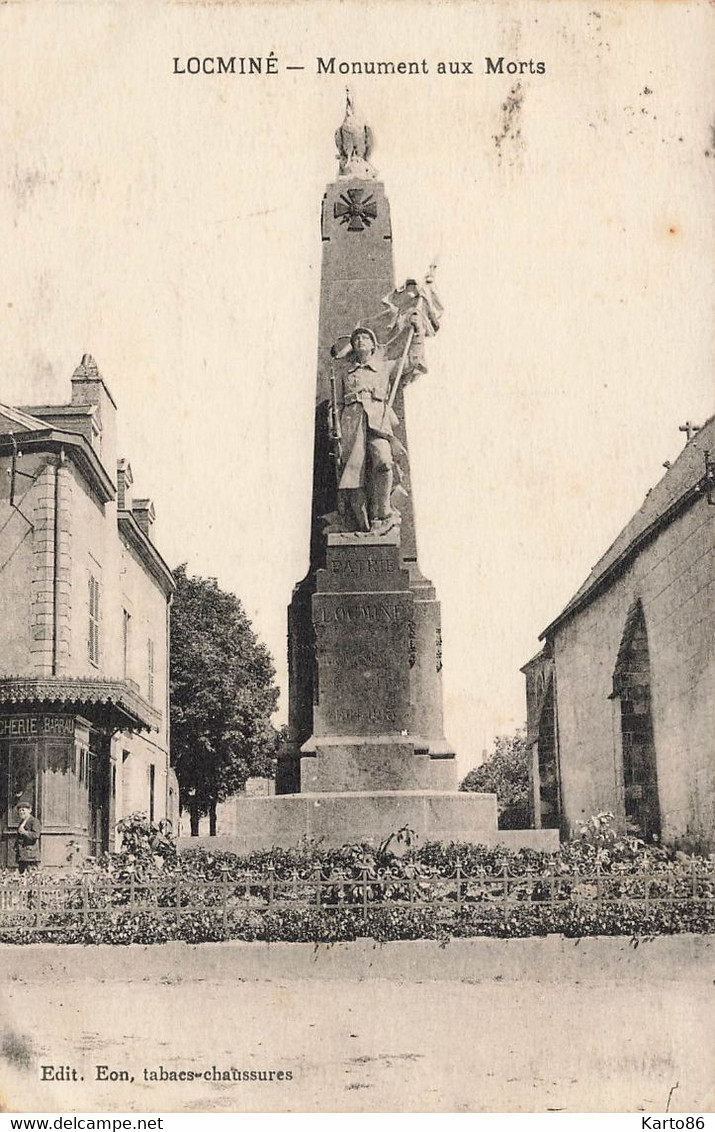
[{"left": 328, "top": 363, "right": 343, "bottom": 479}]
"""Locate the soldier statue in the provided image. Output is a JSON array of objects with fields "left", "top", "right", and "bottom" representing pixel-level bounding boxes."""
[
  {"left": 330, "top": 327, "right": 405, "bottom": 535},
  {"left": 326, "top": 266, "right": 442, "bottom": 537}
]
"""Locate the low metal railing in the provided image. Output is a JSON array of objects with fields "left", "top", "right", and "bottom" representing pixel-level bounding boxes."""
[{"left": 0, "top": 859, "right": 712, "bottom": 936}]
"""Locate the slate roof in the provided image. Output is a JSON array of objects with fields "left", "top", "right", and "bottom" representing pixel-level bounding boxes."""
[
  {"left": 0, "top": 425, "right": 116, "bottom": 502},
  {"left": 540, "top": 415, "right": 715, "bottom": 640},
  {"left": 117, "top": 510, "right": 175, "bottom": 596},
  {"left": 0, "top": 404, "right": 48, "bottom": 432}
]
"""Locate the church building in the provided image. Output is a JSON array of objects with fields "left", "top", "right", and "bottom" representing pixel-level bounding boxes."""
[
  {"left": 0, "top": 356, "right": 176, "bottom": 867},
  {"left": 523, "top": 418, "right": 714, "bottom": 851}
]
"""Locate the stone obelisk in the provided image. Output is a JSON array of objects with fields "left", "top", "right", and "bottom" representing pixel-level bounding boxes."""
[
  {"left": 208, "top": 96, "right": 558, "bottom": 853},
  {"left": 278, "top": 94, "right": 460, "bottom": 808}
]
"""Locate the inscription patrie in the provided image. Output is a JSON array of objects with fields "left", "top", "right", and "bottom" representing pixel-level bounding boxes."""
[{"left": 329, "top": 555, "right": 395, "bottom": 576}]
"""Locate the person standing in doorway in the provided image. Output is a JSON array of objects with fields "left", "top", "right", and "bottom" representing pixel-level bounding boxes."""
[{"left": 15, "top": 803, "right": 41, "bottom": 873}]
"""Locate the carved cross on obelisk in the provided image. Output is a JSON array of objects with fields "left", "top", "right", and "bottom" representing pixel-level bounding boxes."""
[{"left": 334, "top": 188, "right": 378, "bottom": 231}]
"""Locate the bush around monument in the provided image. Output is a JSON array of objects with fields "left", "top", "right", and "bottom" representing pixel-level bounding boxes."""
[
  {"left": 459, "top": 730, "right": 531, "bottom": 828},
  {"left": 1, "top": 813, "right": 712, "bottom": 944}
]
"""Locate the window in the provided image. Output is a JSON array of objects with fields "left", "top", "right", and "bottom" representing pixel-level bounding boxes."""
[
  {"left": 613, "top": 601, "right": 661, "bottom": 842},
  {"left": 88, "top": 575, "right": 100, "bottom": 665},
  {"left": 148, "top": 763, "right": 156, "bottom": 824},
  {"left": 44, "top": 746, "right": 70, "bottom": 825},
  {"left": 147, "top": 638, "right": 155, "bottom": 704},
  {"left": 122, "top": 610, "right": 131, "bottom": 677}
]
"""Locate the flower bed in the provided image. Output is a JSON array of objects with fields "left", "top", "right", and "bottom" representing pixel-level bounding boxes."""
[{"left": 0, "top": 813, "right": 712, "bottom": 944}]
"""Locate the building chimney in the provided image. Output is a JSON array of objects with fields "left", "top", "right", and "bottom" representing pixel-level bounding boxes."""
[
  {"left": 71, "top": 354, "right": 117, "bottom": 484},
  {"left": 132, "top": 498, "right": 156, "bottom": 539},
  {"left": 116, "top": 459, "right": 133, "bottom": 511}
]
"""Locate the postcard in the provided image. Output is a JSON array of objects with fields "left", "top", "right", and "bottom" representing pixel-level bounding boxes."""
[{"left": 0, "top": 0, "right": 712, "bottom": 1116}]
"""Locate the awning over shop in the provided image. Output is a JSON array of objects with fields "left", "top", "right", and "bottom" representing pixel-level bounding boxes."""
[{"left": 0, "top": 677, "right": 161, "bottom": 733}]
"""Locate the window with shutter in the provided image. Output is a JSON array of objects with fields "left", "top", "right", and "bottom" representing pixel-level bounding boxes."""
[{"left": 88, "top": 575, "right": 100, "bottom": 666}]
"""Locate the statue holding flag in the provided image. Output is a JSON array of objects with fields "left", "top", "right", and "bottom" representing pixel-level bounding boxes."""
[
  {"left": 327, "top": 266, "right": 443, "bottom": 536},
  {"left": 381, "top": 264, "right": 443, "bottom": 382}
]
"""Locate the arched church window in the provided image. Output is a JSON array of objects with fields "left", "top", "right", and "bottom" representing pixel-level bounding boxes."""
[{"left": 612, "top": 600, "right": 661, "bottom": 842}]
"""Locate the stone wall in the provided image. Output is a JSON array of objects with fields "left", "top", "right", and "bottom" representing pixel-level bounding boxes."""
[
  {"left": 64, "top": 460, "right": 111, "bottom": 678},
  {"left": 553, "top": 495, "right": 714, "bottom": 847},
  {"left": 0, "top": 452, "right": 45, "bottom": 675},
  {"left": 112, "top": 523, "right": 171, "bottom": 837}
]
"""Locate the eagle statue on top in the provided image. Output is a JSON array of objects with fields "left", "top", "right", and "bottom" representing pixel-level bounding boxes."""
[{"left": 334, "top": 89, "right": 377, "bottom": 180}]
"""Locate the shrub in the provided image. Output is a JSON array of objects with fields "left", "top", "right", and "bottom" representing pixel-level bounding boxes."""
[
  {"left": 115, "top": 812, "right": 176, "bottom": 868},
  {"left": 460, "top": 731, "right": 531, "bottom": 828},
  {"left": 1, "top": 815, "right": 711, "bottom": 944}
]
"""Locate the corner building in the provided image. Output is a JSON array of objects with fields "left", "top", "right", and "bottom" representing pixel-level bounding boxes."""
[{"left": 0, "top": 356, "right": 176, "bottom": 867}]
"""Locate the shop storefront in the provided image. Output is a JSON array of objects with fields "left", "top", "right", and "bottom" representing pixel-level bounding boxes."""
[{"left": 0, "top": 680, "right": 160, "bottom": 868}]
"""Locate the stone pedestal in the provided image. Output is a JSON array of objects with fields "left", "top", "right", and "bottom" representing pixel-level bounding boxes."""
[
  {"left": 180, "top": 793, "right": 561, "bottom": 856},
  {"left": 300, "top": 739, "right": 455, "bottom": 793},
  {"left": 294, "top": 530, "right": 456, "bottom": 793}
]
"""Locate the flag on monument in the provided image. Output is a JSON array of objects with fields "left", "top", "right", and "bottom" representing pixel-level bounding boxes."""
[
  {"left": 329, "top": 265, "right": 443, "bottom": 386},
  {"left": 379, "top": 265, "right": 444, "bottom": 384}
]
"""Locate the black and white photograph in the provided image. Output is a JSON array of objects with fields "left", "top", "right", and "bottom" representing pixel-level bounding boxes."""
[{"left": 0, "top": 0, "right": 713, "bottom": 1117}]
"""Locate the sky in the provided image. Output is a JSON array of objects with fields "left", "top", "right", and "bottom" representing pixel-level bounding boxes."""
[{"left": 0, "top": 0, "right": 713, "bottom": 775}]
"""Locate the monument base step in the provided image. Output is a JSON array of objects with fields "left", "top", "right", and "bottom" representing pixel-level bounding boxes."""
[
  {"left": 177, "top": 791, "right": 560, "bottom": 855},
  {"left": 299, "top": 734, "right": 457, "bottom": 792}
]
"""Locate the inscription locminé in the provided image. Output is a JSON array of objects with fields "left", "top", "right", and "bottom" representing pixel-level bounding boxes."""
[{"left": 314, "top": 602, "right": 405, "bottom": 625}]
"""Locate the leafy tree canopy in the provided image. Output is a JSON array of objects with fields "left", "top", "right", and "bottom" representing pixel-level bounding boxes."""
[
  {"left": 459, "top": 729, "right": 531, "bottom": 829},
  {"left": 170, "top": 564, "right": 280, "bottom": 832}
]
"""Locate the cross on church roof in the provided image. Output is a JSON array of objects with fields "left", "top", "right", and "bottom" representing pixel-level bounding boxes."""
[{"left": 678, "top": 421, "right": 701, "bottom": 442}]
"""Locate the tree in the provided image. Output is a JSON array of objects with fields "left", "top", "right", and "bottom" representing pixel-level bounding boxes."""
[
  {"left": 460, "top": 729, "right": 531, "bottom": 829},
  {"left": 170, "top": 564, "right": 280, "bottom": 836}
]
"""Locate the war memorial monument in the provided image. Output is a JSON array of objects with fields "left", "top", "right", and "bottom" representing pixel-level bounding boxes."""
[{"left": 228, "top": 95, "right": 556, "bottom": 853}]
